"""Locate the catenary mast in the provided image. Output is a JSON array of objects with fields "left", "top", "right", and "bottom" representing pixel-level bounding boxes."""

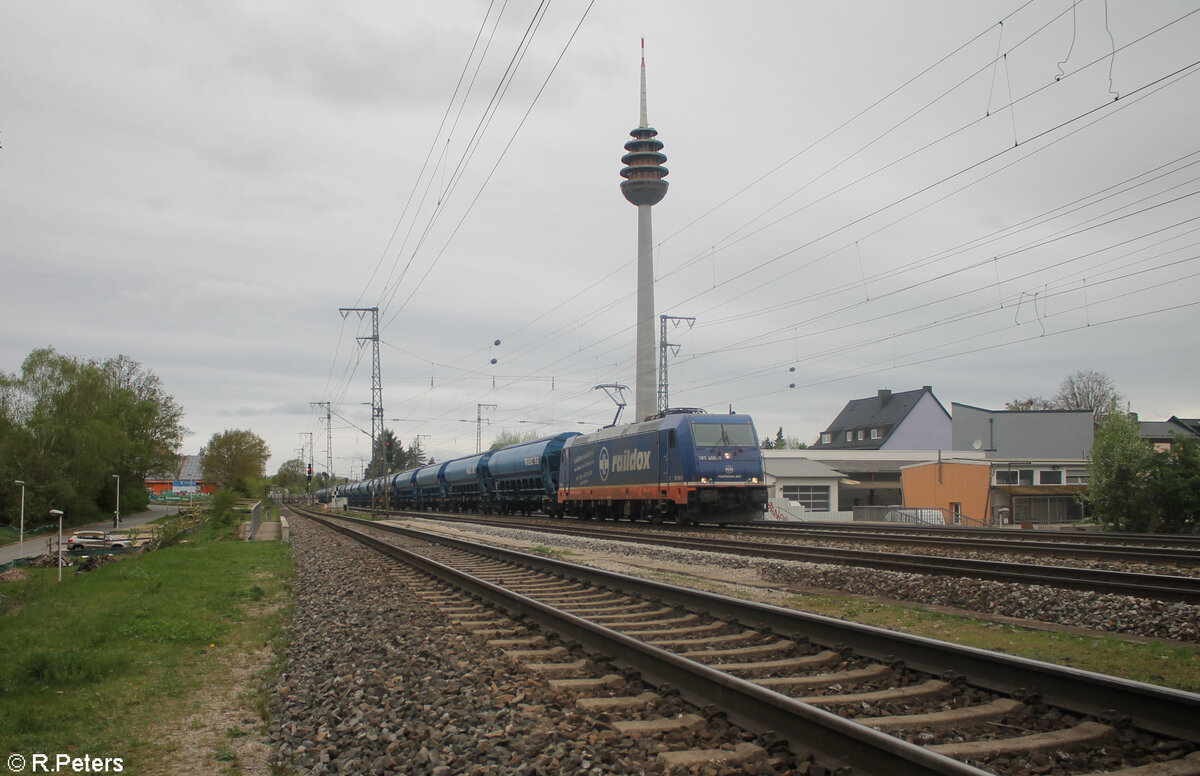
[{"left": 620, "top": 39, "right": 669, "bottom": 422}]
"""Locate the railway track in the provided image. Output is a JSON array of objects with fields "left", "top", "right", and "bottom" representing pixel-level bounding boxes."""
[
  {"left": 737, "top": 523, "right": 1200, "bottom": 567},
  {"left": 349, "top": 508, "right": 1200, "bottom": 604},
  {"left": 294, "top": 507, "right": 1200, "bottom": 776},
  {"left": 744, "top": 522, "right": 1200, "bottom": 551}
]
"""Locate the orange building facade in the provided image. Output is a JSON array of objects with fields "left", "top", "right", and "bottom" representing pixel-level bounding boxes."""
[{"left": 900, "top": 459, "right": 993, "bottom": 525}]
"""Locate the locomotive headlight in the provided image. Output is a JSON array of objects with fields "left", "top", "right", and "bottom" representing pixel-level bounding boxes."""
[
  {"left": 700, "top": 477, "right": 711, "bottom": 484},
  {"left": 749, "top": 477, "right": 759, "bottom": 484},
  {"left": 723, "top": 452, "right": 732, "bottom": 460}
]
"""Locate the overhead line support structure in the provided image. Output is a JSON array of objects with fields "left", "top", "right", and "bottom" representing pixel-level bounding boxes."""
[
  {"left": 310, "top": 401, "right": 333, "bottom": 480},
  {"left": 340, "top": 306, "right": 383, "bottom": 510},
  {"left": 658, "top": 315, "right": 695, "bottom": 413},
  {"left": 477, "top": 404, "right": 497, "bottom": 454}
]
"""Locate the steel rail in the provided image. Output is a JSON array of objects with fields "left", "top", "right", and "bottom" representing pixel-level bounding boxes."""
[
  {"left": 742, "top": 521, "right": 1200, "bottom": 549},
  {"left": 309, "top": 509, "right": 1200, "bottom": 744},
  {"left": 366, "top": 509, "right": 1200, "bottom": 603},
  {"left": 302, "top": 511, "right": 990, "bottom": 776},
  {"left": 351, "top": 506, "right": 1200, "bottom": 565},
  {"left": 739, "top": 524, "right": 1200, "bottom": 564}
]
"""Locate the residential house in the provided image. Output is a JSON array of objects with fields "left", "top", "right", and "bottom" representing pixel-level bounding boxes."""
[
  {"left": 1138, "top": 416, "right": 1200, "bottom": 451},
  {"left": 900, "top": 404, "right": 1095, "bottom": 526}
]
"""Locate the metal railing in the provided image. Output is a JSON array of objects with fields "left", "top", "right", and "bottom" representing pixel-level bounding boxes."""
[{"left": 853, "top": 505, "right": 985, "bottom": 527}]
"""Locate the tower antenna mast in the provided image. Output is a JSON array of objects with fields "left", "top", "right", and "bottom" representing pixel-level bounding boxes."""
[{"left": 620, "top": 38, "right": 669, "bottom": 422}]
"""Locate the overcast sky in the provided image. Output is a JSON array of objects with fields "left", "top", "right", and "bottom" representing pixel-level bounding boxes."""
[{"left": 3, "top": 1, "right": 1198, "bottom": 478}]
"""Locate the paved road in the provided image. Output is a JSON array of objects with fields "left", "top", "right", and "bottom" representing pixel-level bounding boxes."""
[{"left": 0, "top": 504, "right": 179, "bottom": 567}]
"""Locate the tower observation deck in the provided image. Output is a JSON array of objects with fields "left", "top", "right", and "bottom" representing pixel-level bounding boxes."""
[
  {"left": 620, "top": 40, "right": 669, "bottom": 207},
  {"left": 622, "top": 40, "right": 668, "bottom": 422}
]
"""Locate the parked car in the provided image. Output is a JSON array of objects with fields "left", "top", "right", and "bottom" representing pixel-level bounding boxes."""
[{"left": 67, "top": 531, "right": 130, "bottom": 553}]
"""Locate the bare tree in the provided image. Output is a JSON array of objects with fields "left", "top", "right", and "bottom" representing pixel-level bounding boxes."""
[{"left": 1053, "top": 369, "right": 1121, "bottom": 421}]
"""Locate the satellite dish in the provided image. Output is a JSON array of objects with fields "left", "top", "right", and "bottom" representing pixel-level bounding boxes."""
[{"left": 972, "top": 439, "right": 983, "bottom": 450}]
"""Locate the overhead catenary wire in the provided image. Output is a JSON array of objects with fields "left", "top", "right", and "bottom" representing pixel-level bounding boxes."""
[{"left": 327, "top": 1, "right": 1200, "bottom": 466}]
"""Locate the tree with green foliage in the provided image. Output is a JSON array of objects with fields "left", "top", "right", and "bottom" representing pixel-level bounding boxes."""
[
  {"left": 0, "top": 347, "right": 183, "bottom": 526},
  {"left": 364, "top": 428, "right": 428, "bottom": 477},
  {"left": 402, "top": 439, "right": 427, "bottom": 470},
  {"left": 1153, "top": 435, "right": 1200, "bottom": 534},
  {"left": 762, "top": 427, "right": 808, "bottom": 450},
  {"left": 200, "top": 429, "right": 269, "bottom": 494},
  {"left": 274, "top": 458, "right": 307, "bottom": 492},
  {"left": 490, "top": 429, "right": 540, "bottom": 450},
  {"left": 1084, "top": 408, "right": 1157, "bottom": 531},
  {"left": 365, "top": 429, "right": 398, "bottom": 479}
]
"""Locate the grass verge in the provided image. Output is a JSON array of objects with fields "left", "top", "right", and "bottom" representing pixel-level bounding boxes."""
[
  {"left": 0, "top": 534, "right": 292, "bottom": 772},
  {"left": 783, "top": 593, "right": 1200, "bottom": 693}
]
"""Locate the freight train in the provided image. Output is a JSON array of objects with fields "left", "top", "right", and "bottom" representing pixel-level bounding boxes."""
[{"left": 316, "top": 409, "right": 768, "bottom": 524}]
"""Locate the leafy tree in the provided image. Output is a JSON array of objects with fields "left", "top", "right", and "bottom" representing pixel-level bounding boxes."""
[
  {"left": 274, "top": 458, "right": 307, "bottom": 491},
  {"left": 490, "top": 429, "right": 540, "bottom": 450},
  {"left": 1154, "top": 435, "right": 1200, "bottom": 534},
  {"left": 201, "top": 429, "right": 269, "bottom": 494},
  {"left": 1083, "top": 408, "right": 1156, "bottom": 531},
  {"left": 763, "top": 427, "right": 809, "bottom": 450},
  {"left": 0, "top": 347, "right": 183, "bottom": 526}
]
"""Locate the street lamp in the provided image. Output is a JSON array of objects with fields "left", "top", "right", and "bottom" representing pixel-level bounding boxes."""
[
  {"left": 14, "top": 480, "right": 25, "bottom": 552},
  {"left": 112, "top": 473, "right": 120, "bottom": 528},
  {"left": 49, "top": 509, "right": 63, "bottom": 583}
]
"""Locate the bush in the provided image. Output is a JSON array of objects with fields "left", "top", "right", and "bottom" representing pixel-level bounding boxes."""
[{"left": 206, "top": 490, "right": 239, "bottom": 528}]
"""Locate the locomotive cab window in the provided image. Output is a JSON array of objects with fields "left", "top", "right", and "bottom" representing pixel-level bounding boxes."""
[
  {"left": 667, "top": 430, "right": 677, "bottom": 449},
  {"left": 691, "top": 422, "right": 757, "bottom": 447}
]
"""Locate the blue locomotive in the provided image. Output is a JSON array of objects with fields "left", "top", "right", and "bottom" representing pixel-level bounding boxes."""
[
  {"left": 320, "top": 410, "right": 768, "bottom": 524},
  {"left": 558, "top": 410, "right": 767, "bottom": 523}
]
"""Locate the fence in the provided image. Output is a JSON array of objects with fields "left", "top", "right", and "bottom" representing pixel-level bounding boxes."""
[{"left": 852, "top": 505, "right": 985, "bottom": 527}]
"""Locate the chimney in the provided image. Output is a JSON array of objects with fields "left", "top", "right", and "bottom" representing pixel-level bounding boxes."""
[{"left": 877, "top": 389, "right": 892, "bottom": 408}]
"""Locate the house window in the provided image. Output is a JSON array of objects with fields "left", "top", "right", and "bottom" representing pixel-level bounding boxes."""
[
  {"left": 856, "top": 429, "right": 865, "bottom": 441},
  {"left": 1039, "top": 470, "right": 1063, "bottom": 485},
  {"left": 1019, "top": 469, "right": 1034, "bottom": 486},
  {"left": 821, "top": 433, "right": 831, "bottom": 444},
  {"left": 781, "top": 485, "right": 830, "bottom": 512},
  {"left": 995, "top": 470, "right": 1017, "bottom": 485},
  {"left": 870, "top": 428, "right": 881, "bottom": 440},
  {"left": 1066, "top": 469, "right": 1089, "bottom": 485},
  {"left": 845, "top": 430, "right": 854, "bottom": 443}
]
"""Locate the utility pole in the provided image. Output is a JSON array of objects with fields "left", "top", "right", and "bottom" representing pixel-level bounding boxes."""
[
  {"left": 311, "top": 401, "right": 333, "bottom": 480},
  {"left": 340, "top": 306, "right": 382, "bottom": 510},
  {"left": 339, "top": 307, "right": 382, "bottom": 466},
  {"left": 477, "top": 404, "right": 497, "bottom": 453},
  {"left": 658, "top": 315, "right": 695, "bottom": 413}
]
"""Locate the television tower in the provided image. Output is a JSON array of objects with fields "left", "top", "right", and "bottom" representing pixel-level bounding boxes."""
[{"left": 620, "top": 39, "right": 669, "bottom": 422}]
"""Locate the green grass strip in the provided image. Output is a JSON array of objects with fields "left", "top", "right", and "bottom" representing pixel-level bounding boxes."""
[{"left": 0, "top": 536, "right": 292, "bottom": 771}]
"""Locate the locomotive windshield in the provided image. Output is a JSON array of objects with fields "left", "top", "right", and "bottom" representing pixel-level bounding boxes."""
[{"left": 691, "top": 421, "right": 758, "bottom": 448}]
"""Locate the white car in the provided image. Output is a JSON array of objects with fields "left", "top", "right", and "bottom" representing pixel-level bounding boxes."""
[{"left": 66, "top": 531, "right": 130, "bottom": 553}]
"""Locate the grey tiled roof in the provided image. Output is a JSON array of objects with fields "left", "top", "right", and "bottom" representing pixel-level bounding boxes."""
[
  {"left": 176, "top": 455, "right": 204, "bottom": 480},
  {"left": 812, "top": 387, "right": 936, "bottom": 449},
  {"left": 1139, "top": 419, "right": 1200, "bottom": 441}
]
